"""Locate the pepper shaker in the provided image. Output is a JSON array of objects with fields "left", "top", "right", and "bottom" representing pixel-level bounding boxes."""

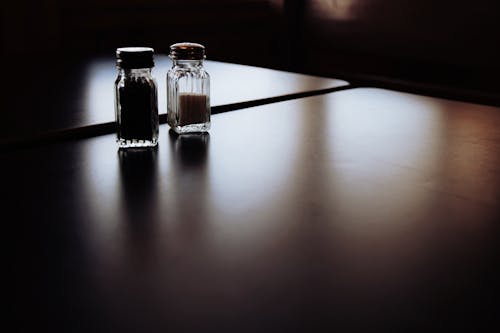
[
  {"left": 167, "top": 42, "right": 211, "bottom": 134},
  {"left": 115, "top": 47, "right": 159, "bottom": 148}
]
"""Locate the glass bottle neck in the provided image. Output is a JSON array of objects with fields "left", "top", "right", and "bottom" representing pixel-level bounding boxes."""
[
  {"left": 172, "top": 59, "right": 204, "bottom": 68},
  {"left": 119, "top": 68, "right": 152, "bottom": 76}
]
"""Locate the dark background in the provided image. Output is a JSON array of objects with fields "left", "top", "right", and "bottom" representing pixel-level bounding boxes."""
[
  {"left": 2, "top": 0, "right": 499, "bottom": 102},
  {"left": 3, "top": 2, "right": 500, "bottom": 331}
]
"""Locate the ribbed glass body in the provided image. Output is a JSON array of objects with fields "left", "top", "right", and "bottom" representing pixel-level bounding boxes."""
[
  {"left": 167, "top": 59, "right": 210, "bottom": 134},
  {"left": 115, "top": 68, "right": 159, "bottom": 148}
]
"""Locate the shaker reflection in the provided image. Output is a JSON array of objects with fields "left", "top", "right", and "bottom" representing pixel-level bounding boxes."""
[
  {"left": 118, "top": 147, "right": 160, "bottom": 250},
  {"left": 168, "top": 130, "right": 210, "bottom": 239},
  {"left": 169, "top": 130, "right": 210, "bottom": 169}
]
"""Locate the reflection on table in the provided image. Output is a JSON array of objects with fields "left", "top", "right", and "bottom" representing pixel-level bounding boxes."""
[{"left": 3, "top": 88, "right": 500, "bottom": 332}]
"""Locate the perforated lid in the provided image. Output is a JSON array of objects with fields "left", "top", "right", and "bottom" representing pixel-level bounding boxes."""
[{"left": 169, "top": 42, "right": 205, "bottom": 60}]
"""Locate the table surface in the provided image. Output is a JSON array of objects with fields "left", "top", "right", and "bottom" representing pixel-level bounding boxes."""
[
  {"left": 1, "top": 56, "right": 348, "bottom": 145},
  {"left": 4, "top": 88, "right": 500, "bottom": 332}
]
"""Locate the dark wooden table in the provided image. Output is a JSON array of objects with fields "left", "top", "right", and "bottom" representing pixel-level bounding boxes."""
[
  {"left": 1, "top": 56, "right": 348, "bottom": 147},
  {"left": 4, "top": 88, "right": 500, "bottom": 332}
]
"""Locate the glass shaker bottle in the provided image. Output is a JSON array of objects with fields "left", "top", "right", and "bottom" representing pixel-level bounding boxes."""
[
  {"left": 167, "top": 42, "right": 210, "bottom": 134},
  {"left": 115, "top": 47, "right": 159, "bottom": 148}
]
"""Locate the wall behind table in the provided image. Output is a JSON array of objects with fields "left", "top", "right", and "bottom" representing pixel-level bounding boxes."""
[
  {"left": 298, "top": 0, "right": 500, "bottom": 100},
  {"left": 1, "top": 0, "right": 283, "bottom": 68},
  {"left": 2, "top": 0, "right": 498, "bottom": 103}
]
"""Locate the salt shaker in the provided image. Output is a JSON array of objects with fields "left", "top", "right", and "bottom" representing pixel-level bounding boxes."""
[
  {"left": 167, "top": 42, "right": 210, "bottom": 134},
  {"left": 115, "top": 47, "right": 159, "bottom": 148}
]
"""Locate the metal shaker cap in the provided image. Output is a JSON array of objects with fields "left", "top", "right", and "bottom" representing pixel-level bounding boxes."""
[
  {"left": 169, "top": 42, "right": 205, "bottom": 60},
  {"left": 116, "top": 47, "right": 155, "bottom": 69}
]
